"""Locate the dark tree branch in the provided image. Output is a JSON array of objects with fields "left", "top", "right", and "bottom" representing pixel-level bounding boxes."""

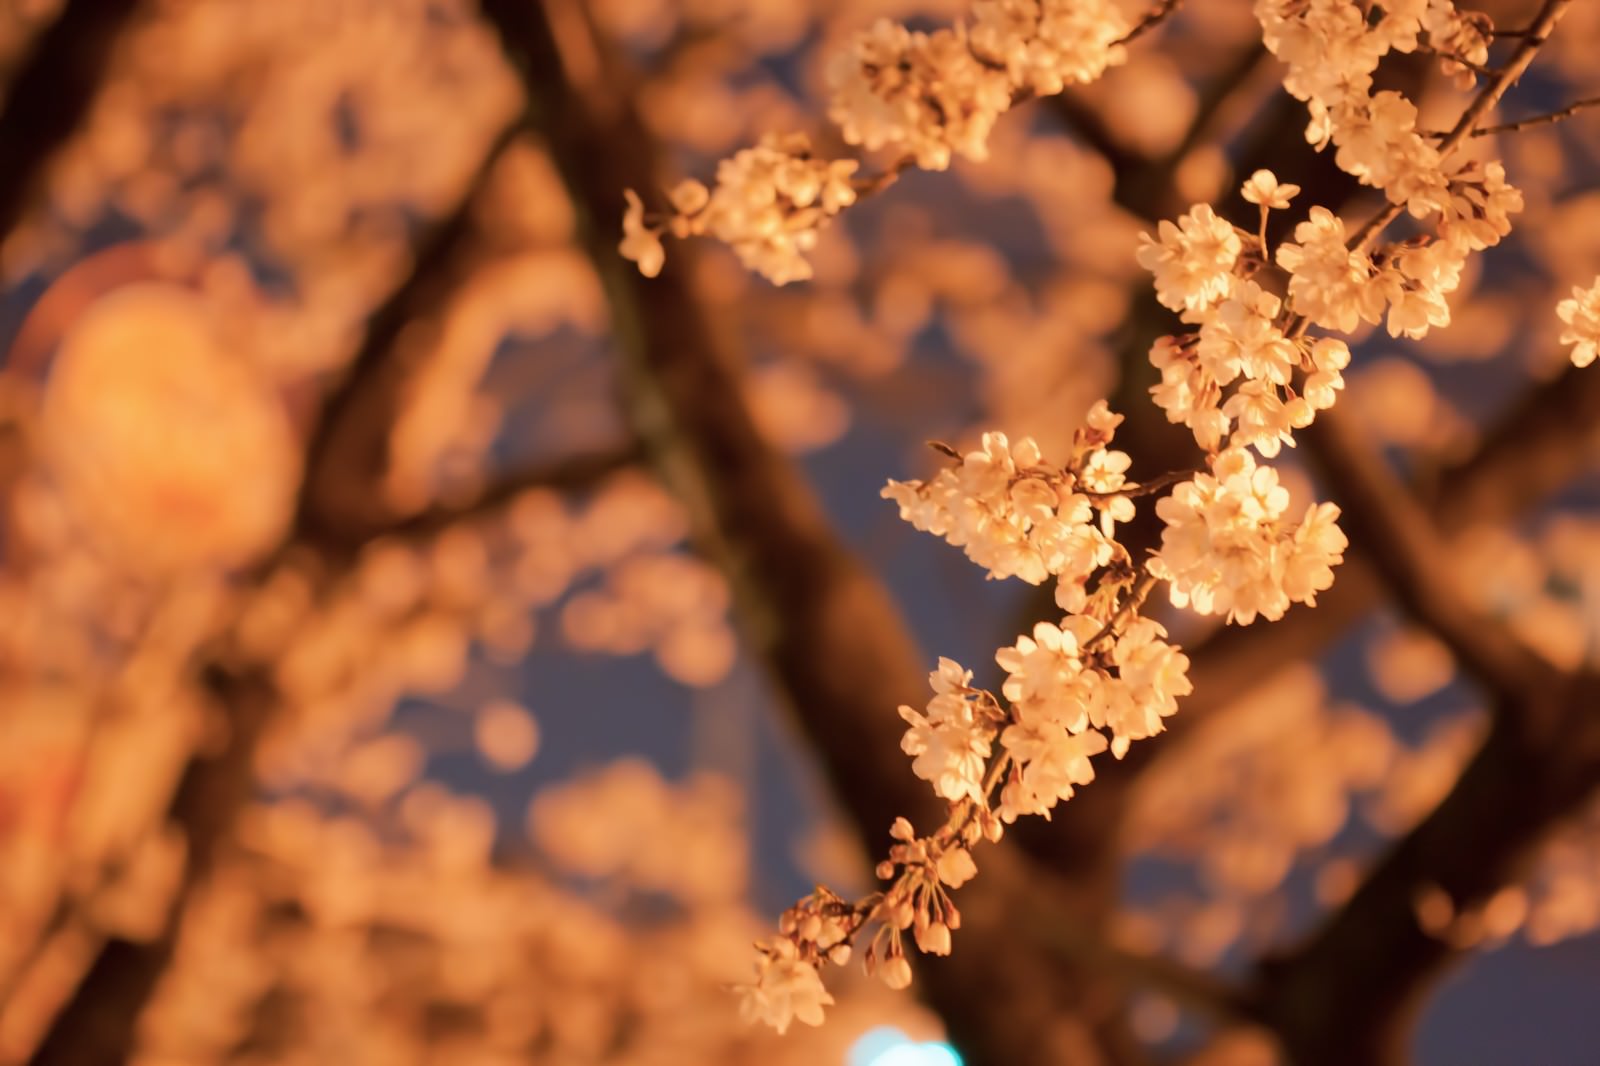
[
  {"left": 485, "top": 3, "right": 1162, "bottom": 1062},
  {"left": 0, "top": 0, "right": 143, "bottom": 242},
  {"left": 1257, "top": 670, "right": 1600, "bottom": 1066},
  {"left": 25, "top": 89, "right": 531, "bottom": 1066},
  {"left": 292, "top": 117, "right": 525, "bottom": 557},
  {"left": 1050, "top": 92, "right": 1147, "bottom": 181},
  {"left": 1049, "top": 42, "right": 1271, "bottom": 225},
  {"left": 1302, "top": 406, "right": 1562, "bottom": 705},
  {"left": 1166, "top": 359, "right": 1600, "bottom": 754},
  {"left": 377, "top": 444, "right": 643, "bottom": 543},
  {"left": 28, "top": 669, "right": 277, "bottom": 1066}
]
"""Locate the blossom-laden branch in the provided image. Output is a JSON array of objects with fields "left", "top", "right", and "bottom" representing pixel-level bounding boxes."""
[
  {"left": 620, "top": 0, "right": 1183, "bottom": 284},
  {"left": 608, "top": 0, "right": 1582, "bottom": 1047},
  {"left": 496, "top": 2, "right": 1197, "bottom": 1059},
  {"left": 1345, "top": 0, "right": 1572, "bottom": 252},
  {"left": 1143, "top": 0, "right": 1565, "bottom": 475},
  {"left": 739, "top": 398, "right": 1348, "bottom": 1031}
]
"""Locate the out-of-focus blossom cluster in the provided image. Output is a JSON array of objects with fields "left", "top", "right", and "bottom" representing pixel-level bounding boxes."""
[
  {"left": 1122, "top": 668, "right": 1395, "bottom": 962},
  {"left": 529, "top": 759, "right": 748, "bottom": 905},
  {"left": 93, "top": 787, "right": 935, "bottom": 1066}
]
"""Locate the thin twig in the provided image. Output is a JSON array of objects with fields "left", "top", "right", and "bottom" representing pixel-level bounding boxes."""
[
  {"left": 1438, "top": 0, "right": 1573, "bottom": 154},
  {"left": 1472, "top": 94, "right": 1600, "bottom": 136},
  {"left": 1116, "top": 0, "right": 1182, "bottom": 46},
  {"left": 1418, "top": 47, "right": 1501, "bottom": 78},
  {"left": 1116, "top": 468, "right": 1196, "bottom": 499},
  {"left": 1085, "top": 568, "right": 1161, "bottom": 651},
  {"left": 376, "top": 445, "right": 642, "bottom": 542},
  {"left": 850, "top": 155, "right": 915, "bottom": 197}
]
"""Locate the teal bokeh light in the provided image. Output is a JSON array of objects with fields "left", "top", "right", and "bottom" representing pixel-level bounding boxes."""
[{"left": 848, "top": 1027, "right": 963, "bottom": 1066}]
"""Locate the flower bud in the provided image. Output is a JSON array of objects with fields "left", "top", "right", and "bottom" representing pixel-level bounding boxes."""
[
  {"left": 879, "top": 955, "right": 913, "bottom": 990},
  {"left": 916, "top": 920, "right": 952, "bottom": 955}
]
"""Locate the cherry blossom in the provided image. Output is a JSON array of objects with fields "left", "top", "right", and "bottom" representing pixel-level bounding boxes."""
[
  {"left": 1557, "top": 276, "right": 1600, "bottom": 369},
  {"left": 737, "top": 937, "right": 836, "bottom": 1034}
]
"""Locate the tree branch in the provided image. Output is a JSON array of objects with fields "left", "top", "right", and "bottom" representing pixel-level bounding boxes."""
[
  {"left": 376, "top": 444, "right": 643, "bottom": 543},
  {"left": 1050, "top": 41, "right": 1271, "bottom": 225},
  {"left": 291, "top": 117, "right": 525, "bottom": 557},
  {"left": 486, "top": 3, "right": 1164, "bottom": 1062},
  {"left": 0, "top": 0, "right": 143, "bottom": 242},
  {"left": 28, "top": 668, "right": 277, "bottom": 1066},
  {"left": 25, "top": 83, "right": 531, "bottom": 1066},
  {"left": 1301, "top": 406, "right": 1562, "bottom": 705},
  {"left": 1256, "top": 670, "right": 1600, "bottom": 1066}
]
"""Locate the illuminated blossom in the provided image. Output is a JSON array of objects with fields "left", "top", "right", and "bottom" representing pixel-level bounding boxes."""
[
  {"left": 1275, "top": 207, "right": 1382, "bottom": 334},
  {"left": 1136, "top": 204, "right": 1242, "bottom": 315},
  {"left": 1151, "top": 448, "right": 1347, "bottom": 624},
  {"left": 899, "top": 658, "right": 994, "bottom": 803},
  {"left": 1557, "top": 277, "right": 1600, "bottom": 369},
  {"left": 829, "top": 20, "right": 1012, "bottom": 170},
  {"left": 737, "top": 938, "right": 835, "bottom": 1034},
  {"left": 969, "top": 0, "right": 1133, "bottom": 96},
  {"left": 1240, "top": 169, "right": 1299, "bottom": 210},
  {"left": 619, "top": 189, "right": 664, "bottom": 278}
]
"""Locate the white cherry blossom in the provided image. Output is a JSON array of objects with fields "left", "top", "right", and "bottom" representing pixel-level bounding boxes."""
[
  {"left": 737, "top": 937, "right": 834, "bottom": 1034},
  {"left": 1557, "top": 276, "right": 1600, "bottom": 369}
]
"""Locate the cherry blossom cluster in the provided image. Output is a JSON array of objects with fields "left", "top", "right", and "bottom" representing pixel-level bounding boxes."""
[
  {"left": 881, "top": 401, "right": 1136, "bottom": 612},
  {"left": 827, "top": 19, "right": 1013, "bottom": 171},
  {"left": 1149, "top": 446, "right": 1347, "bottom": 624},
  {"left": 622, "top": 0, "right": 1150, "bottom": 283},
  {"left": 1557, "top": 276, "right": 1600, "bottom": 369},
  {"left": 1257, "top": 0, "right": 1497, "bottom": 218},
  {"left": 739, "top": 818, "right": 982, "bottom": 1033},
  {"left": 1255, "top": 0, "right": 1522, "bottom": 320},
  {"left": 710, "top": 0, "right": 1582, "bottom": 1041},
  {"left": 968, "top": 0, "right": 1134, "bottom": 97},
  {"left": 1139, "top": 182, "right": 1352, "bottom": 456},
  {"left": 621, "top": 133, "right": 860, "bottom": 284},
  {"left": 1143, "top": 152, "right": 1518, "bottom": 463},
  {"left": 737, "top": 571, "right": 1186, "bottom": 1031},
  {"left": 828, "top": 1, "right": 1132, "bottom": 169},
  {"left": 740, "top": 400, "right": 1309, "bottom": 1032}
]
